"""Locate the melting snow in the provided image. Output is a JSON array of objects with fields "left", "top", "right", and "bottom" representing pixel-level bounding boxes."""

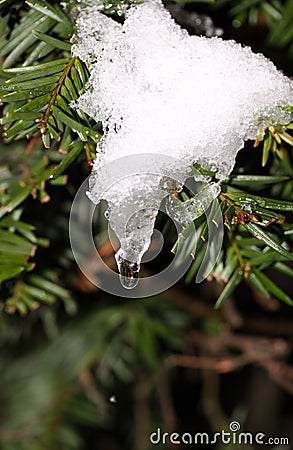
[{"left": 72, "top": 0, "right": 292, "bottom": 288}]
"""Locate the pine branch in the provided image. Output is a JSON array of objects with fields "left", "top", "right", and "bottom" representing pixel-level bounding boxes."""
[
  {"left": 0, "top": 0, "right": 292, "bottom": 310},
  {"left": 213, "top": 0, "right": 293, "bottom": 55},
  {"left": 0, "top": 0, "right": 100, "bottom": 161}
]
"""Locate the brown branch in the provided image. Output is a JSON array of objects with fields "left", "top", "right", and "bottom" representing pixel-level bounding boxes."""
[
  {"left": 166, "top": 353, "right": 254, "bottom": 373},
  {"left": 155, "top": 368, "right": 178, "bottom": 431},
  {"left": 78, "top": 370, "right": 108, "bottom": 416},
  {"left": 260, "top": 360, "right": 293, "bottom": 396},
  {"left": 167, "top": 330, "right": 293, "bottom": 395},
  {"left": 40, "top": 56, "right": 77, "bottom": 134}
]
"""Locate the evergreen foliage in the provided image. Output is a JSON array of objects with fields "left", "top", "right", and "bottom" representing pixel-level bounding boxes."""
[
  {"left": 0, "top": 0, "right": 292, "bottom": 311},
  {"left": 0, "top": 1, "right": 292, "bottom": 449}
]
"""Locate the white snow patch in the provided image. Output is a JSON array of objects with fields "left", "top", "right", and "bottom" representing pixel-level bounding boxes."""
[{"left": 71, "top": 0, "right": 292, "bottom": 284}]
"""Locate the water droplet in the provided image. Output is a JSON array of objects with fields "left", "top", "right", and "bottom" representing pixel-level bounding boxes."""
[
  {"left": 109, "top": 395, "right": 117, "bottom": 404},
  {"left": 120, "top": 273, "right": 139, "bottom": 289},
  {"left": 242, "top": 203, "right": 252, "bottom": 213},
  {"left": 116, "top": 255, "right": 139, "bottom": 289}
]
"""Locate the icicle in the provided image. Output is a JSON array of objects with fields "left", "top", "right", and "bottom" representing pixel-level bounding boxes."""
[{"left": 103, "top": 174, "right": 168, "bottom": 289}]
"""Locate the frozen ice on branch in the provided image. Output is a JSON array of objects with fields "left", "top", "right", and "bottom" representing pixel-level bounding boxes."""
[{"left": 72, "top": 0, "right": 292, "bottom": 288}]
